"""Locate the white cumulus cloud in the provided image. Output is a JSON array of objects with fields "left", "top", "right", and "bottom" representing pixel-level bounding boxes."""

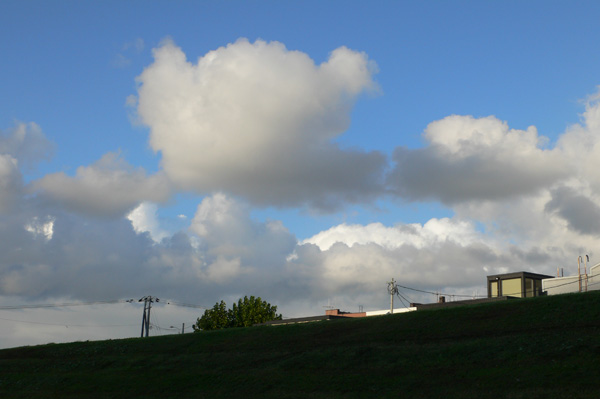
[
  {"left": 134, "top": 38, "right": 385, "bottom": 210},
  {"left": 388, "top": 115, "right": 569, "bottom": 204},
  {"left": 302, "top": 218, "right": 481, "bottom": 251},
  {"left": 33, "top": 152, "right": 171, "bottom": 218}
]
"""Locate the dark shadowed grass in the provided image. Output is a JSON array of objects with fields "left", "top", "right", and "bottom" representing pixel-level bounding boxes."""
[{"left": 1, "top": 291, "right": 600, "bottom": 398}]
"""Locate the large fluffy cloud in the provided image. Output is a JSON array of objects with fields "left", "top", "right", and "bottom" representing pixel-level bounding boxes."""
[
  {"left": 33, "top": 152, "right": 171, "bottom": 218},
  {"left": 134, "top": 38, "right": 385, "bottom": 210},
  {"left": 295, "top": 218, "right": 512, "bottom": 300},
  {"left": 189, "top": 193, "right": 297, "bottom": 285},
  {"left": 556, "top": 91, "right": 600, "bottom": 192},
  {"left": 388, "top": 115, "right": 569, "bottom": 204}
]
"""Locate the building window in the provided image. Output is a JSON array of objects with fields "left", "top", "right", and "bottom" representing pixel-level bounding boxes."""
[
  {"left": 491, "top": 281, "right": 498, "bottom": 297},
  {"left": 502, "top": 278, "right": 522, "bottom": 298},
  {"left": 525, "top": 278, "right": 534, "bottom": 297}
]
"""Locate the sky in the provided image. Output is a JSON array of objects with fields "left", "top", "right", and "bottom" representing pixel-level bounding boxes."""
[{"left": 2, "top": 0, "right": 600, "bottom": 348}]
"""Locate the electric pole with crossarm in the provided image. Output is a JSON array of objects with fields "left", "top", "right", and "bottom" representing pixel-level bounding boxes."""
[
  {"left": 139, "top": 296, "right": 159, "bottom": 337},
  {"left": 387, "top": 278, "right": 399, "bottom": 314}
]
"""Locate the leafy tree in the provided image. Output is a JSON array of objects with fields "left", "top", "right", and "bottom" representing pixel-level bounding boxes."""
[
  {"left": 193, "top": 296, "right": 282, "bottom": 331},
  {"left": 230, "top": 296, "right": 282, "bottom": 327},
  {"left": 192, "top": 300, "right": 231, "bottom": 331}
]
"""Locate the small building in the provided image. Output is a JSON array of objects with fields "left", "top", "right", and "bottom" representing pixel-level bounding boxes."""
[
  {"left": 325, "top": 309, "right": 366, "bottom": 318},
  {"left": 487, "top": 271, "right": 553, "bottom": 298},
  {"left": 365, "top": 307, "right": 416, "bottom": 316},
  {"left": 543, "top": 263, "right": 600, "bottom": 295}
]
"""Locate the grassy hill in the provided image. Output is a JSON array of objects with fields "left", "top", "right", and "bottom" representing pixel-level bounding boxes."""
[{"left": 1, "top": 291, "right": 600, "bottom": 398}]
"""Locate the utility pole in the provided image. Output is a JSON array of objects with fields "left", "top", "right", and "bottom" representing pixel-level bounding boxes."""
[
  {"left": 585, "top": 255, "right": 589, "bottom": 292},
  {"left": 578, "top": 256, "right": 582, "bottom": 292},
  {"left": 387, "top": 278, "right": 399, "bottom": 314},
  {"left": 139, "top": 296, "right": 159, "bottom": 337}
]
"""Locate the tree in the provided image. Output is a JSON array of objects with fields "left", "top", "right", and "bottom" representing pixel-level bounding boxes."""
[
  {"left": 193, "top": 296, "right": 282, "bottom": 331},
  {"left": 230, "top": 296, "right": 282, "bottom": 327},
  {"left": 192, "top": 300, "right": 231, "bottom": 331}
]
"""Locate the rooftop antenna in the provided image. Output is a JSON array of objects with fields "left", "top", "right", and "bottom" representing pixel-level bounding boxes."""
[{"left": 322, "top": 299, "right": 335, "bottom": 310}]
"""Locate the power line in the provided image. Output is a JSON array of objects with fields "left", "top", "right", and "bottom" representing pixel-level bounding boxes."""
[
  {"left": 166, "top": 301, "right": 208, "bottom": 309},
  {"left": 0, "top": 298, "right": 211, "bottom": 311},
  {"left": 395, "top": 291, "right": 413, "bottom": 308},
  {"left": 396, "top": 284, "right": 486, "bottom": 299},
  {"left": 148, "top": 322, "right": 187, "bottom": 335},
  {"left": 0, "top": 299, "right": 129, "bottom": 310},
  {"left": 0, "top": 316, "right": 138, "bottom": 328},
  {"left": 394, "top": 293, "right": 408, "bottom": 308}
]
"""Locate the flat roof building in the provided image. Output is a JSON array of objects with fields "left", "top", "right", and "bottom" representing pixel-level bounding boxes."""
[{"left": 487, "top": 271, "right": 553, "bottom": 298}]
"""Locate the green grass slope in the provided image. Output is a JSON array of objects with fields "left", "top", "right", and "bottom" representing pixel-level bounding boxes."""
[{"left": 1, "top": 291, "right": 600, "bottom": 398}]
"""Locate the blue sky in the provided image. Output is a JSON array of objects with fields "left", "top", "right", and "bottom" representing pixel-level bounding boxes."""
[{"left": 3, "top": 1, "right": 600, "bottom": 348}]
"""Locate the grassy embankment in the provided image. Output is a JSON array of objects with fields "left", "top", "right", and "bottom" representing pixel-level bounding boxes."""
[{"left": 1, "top": 291, "right": 600, "bottom": 398}]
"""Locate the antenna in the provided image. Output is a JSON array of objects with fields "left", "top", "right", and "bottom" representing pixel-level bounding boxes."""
[{"left": 322, "top": 299, "right": 335, "bottom": 310}]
